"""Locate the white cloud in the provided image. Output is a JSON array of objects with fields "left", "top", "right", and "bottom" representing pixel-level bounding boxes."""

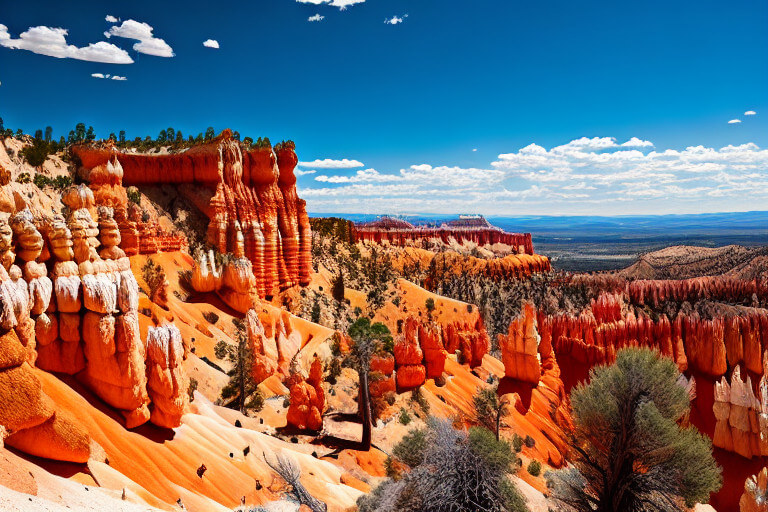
[
  {"left": 621, "top": 137, "right": 654, "bottom": 148},
  {"left": 384, "top": 14, "right": 408, "bottom": 25},
  {"left": 105, "top": 15, "right": 118, "bottom": 23},
  {"left": 104, "top": 19, "right": 174, "bottom": 57},
  {"left": 295, "top": 169, "right": 317, "bottom": 176},
  {"left": 301, "top": 136, "right": 768, "bottom": 215},
  {"left": 308, "top": 14, "right": 325, "bottom": 22},
  {"left": 203, "top": 39, "right": 219, "bottom": 48},
  {"left": 728, "top": 119, "right": 741, "bottom": 124},
  {"left": 745, "top": 111, "right": 756, "bottom": 116},
  {"left": 296, "top": 0, "right": 365, "bottom": 10},
  {"left": 91, "top": 72, "right": 127, "bottom": 80},
  {"left": 472, "top": 148, "right": 478, "bottom": 152},
  {"left": 0, "top": 24, "right": 133, "bottom": 64},
  {"left": 299, "top": 158, "right": 364, "bottom": 168}
]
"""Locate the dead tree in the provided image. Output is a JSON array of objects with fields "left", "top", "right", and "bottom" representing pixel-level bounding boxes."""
[{"left": 264, "top": 452, "right": 327, "bottom": 512}]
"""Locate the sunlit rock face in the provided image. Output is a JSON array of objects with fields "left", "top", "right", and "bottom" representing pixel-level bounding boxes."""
[{"left": 73, "top": 133, "right": 311, "bottom": 299}]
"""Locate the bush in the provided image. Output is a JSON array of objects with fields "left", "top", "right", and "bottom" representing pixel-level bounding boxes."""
[
  {"left": 245, "top": 390, "right": 264, "bottom": 412},
  {"left": 425, "top": 298, "right": 435, "bottom": 312},
  {"left": 16, "top": 172, "right": 31, "bottom": 184},
  {"left": 391, "top": 427, "right": 427, "bottom": 468},
  {"left": 527, "top": 459, "right": 541, "bottom": 476},
  {"left": 187, "top": 378, "right": 198, "bottom": 402},
  {"left": 358, "top": 420, "right": 527, "bottom": 512},
  {"left": 325, "top": 358, "right": 342, "bottom": 384},
  {"left": 202, "top": 311, "right": 219, "bottom": 324},
  {"left": 512, "top": 433, "right": 523, "bottom": 452},
  {"left": 410, "top": 387, "right": 430, "bottom": 415},
  {"left": 126, "top": 186, "right": 141, "bottom": 205},
  {"left": 214, "top": 340, "right": 230, "bottom": 359},
  {"left": 524, "top": 435, "right": 535, "bottom": 448},
  {"left": 398, "top": 408, "right": 412, "bottom": 425}
]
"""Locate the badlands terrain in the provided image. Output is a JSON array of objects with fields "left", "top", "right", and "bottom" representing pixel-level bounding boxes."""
[{"left": 0, "top": 130, "right": 767, "bottom": 511}]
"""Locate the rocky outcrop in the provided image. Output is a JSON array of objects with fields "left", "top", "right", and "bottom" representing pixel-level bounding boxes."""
[
  {"left": 394, "top": 318, "right": 426, "bottom": 390},
  {"left": 741, "top": 467, "right": 768, "bottom": 512},
  {"left": 246, "top": 309, "right": 278, "bottom": 384},
  {"left": 443, "top": 317, "right": 490, "bottom": 368},
  {"left": 0, "top": 328, "right": 91, "bottom": 462},
  {"left": 499, "top": 303, "right": 541, "bottom": 384},
  {"left": 191, "top": 221, "right": 258, "bottom": 313},
  {"left": 286, "top": 356, "right": 325, "bottom": 431},
  {"left": 74, "top": 133, "right": 312, "bottom": 298},
  {"left": 146, "top": 323, "right": 189, "bottom": 428},
  {"left": 369, "top": 353, "right": 396, "bottom": 397},
  {"left": 713, "top": 364, "right": 768, "bottom": 459}
]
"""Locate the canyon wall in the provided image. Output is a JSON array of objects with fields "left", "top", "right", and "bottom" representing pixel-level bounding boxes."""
[
  {"left": 356, "top": 226, "right": 535, "bottom": 254},
  {"left": 74, "top": 133, "right": 311, "bottom": 299}
]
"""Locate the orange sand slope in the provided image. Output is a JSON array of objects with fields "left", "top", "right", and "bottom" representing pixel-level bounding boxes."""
[{"left": 37, "top": 369, "right": 363, "bottom": 512}]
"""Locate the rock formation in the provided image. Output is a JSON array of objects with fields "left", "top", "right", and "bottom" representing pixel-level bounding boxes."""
[
  {"left": 73, "top": 133, "right": 312, "bottom": 298},
  {"left": 286, "top": 356, "right": 325, "bottom": 431},
  {"left": 146, "top": 323, "right": 189, "bottom": 428},
  {"left": 741, "top": 467, "right": 768, "bottom": 512},
  {"left": 0, "top": 327, "right": 91, "bottom": 462},
  {"left": 426, "top": 252, "right": 551, "bottom": 288},
  {"left": 246, "top": 308, "right": 278, "bottom": 384},
  {"left": 499, "top": 303, "right": 542, "bottom": 384},
  {"left": 73, "top": 145, "right": 186, "bottom": 256},
  {"left": 394, "top": 318, "right": 426, "bottom": 390}
]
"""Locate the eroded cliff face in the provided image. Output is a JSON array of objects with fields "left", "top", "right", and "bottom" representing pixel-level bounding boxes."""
[{"left": 75, "top": 133, "right": 311, "bottom": 299}]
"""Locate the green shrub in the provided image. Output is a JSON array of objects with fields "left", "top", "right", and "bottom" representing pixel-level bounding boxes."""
[
  {"left": 391, "top": 427, "right": 427, "bottom": 468},
  {"left": 527, "top": 459, "right": 541, "bottom": 476},
  {"left": 398, "top": 408, "right": 412, "bottom": 425},
  {"left": 214, "top": 340, "right": 230, "bottom": 359},
  {"left": 126, "top": 186, "right": 141, "bottom": 205},
  {"left": 512, "top": 433, "right": 523, "bottom": 452}
]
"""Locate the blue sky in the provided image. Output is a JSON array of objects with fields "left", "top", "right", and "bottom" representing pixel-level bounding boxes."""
[{"left": 1, "top": 0, "right": 767, "bottom": 215}]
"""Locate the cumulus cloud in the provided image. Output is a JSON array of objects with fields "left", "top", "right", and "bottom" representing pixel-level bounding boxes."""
[
  {"left": 299, "top": 158, "right": 364, "bottom": 168},
  {"left": 296, "top": 0, "right": 365, "bottom": 10},
  {"left": 104, "top": 19, "right": 174, "bottom": 57},
  {"left": 105, "top": 15, "right": 118, "bottom": 23},
  {"left": 0, "top": 24, "right": 133, "bottom": 64},
  {"left": 202, "top": 39, "right": 219, "bottom": 48},
  {"left": 308, "top": 14, "right": 325, "bottom": 22},
  {"left": 728, "top": 119, "right": 741, "bottom": 124},
  {"left": 745, "top": 111, "right": 757, "bottom": 116},
  {"left": 295, "top": 169, "right": 317, "bottom": 176},
  {"left": 111, "top": 75, "right": 127, "bottom": 80},
  {"left": 384, "top": 14, "right": 408, "bottom": 25},
  {"left": 300, "top": 136, "right": 768, "bottom": 215}
]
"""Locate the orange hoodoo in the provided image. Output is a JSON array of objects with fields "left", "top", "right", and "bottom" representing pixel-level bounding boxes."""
[{"left": 286, "top": 357, "right": 325, "bottom": 431}]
